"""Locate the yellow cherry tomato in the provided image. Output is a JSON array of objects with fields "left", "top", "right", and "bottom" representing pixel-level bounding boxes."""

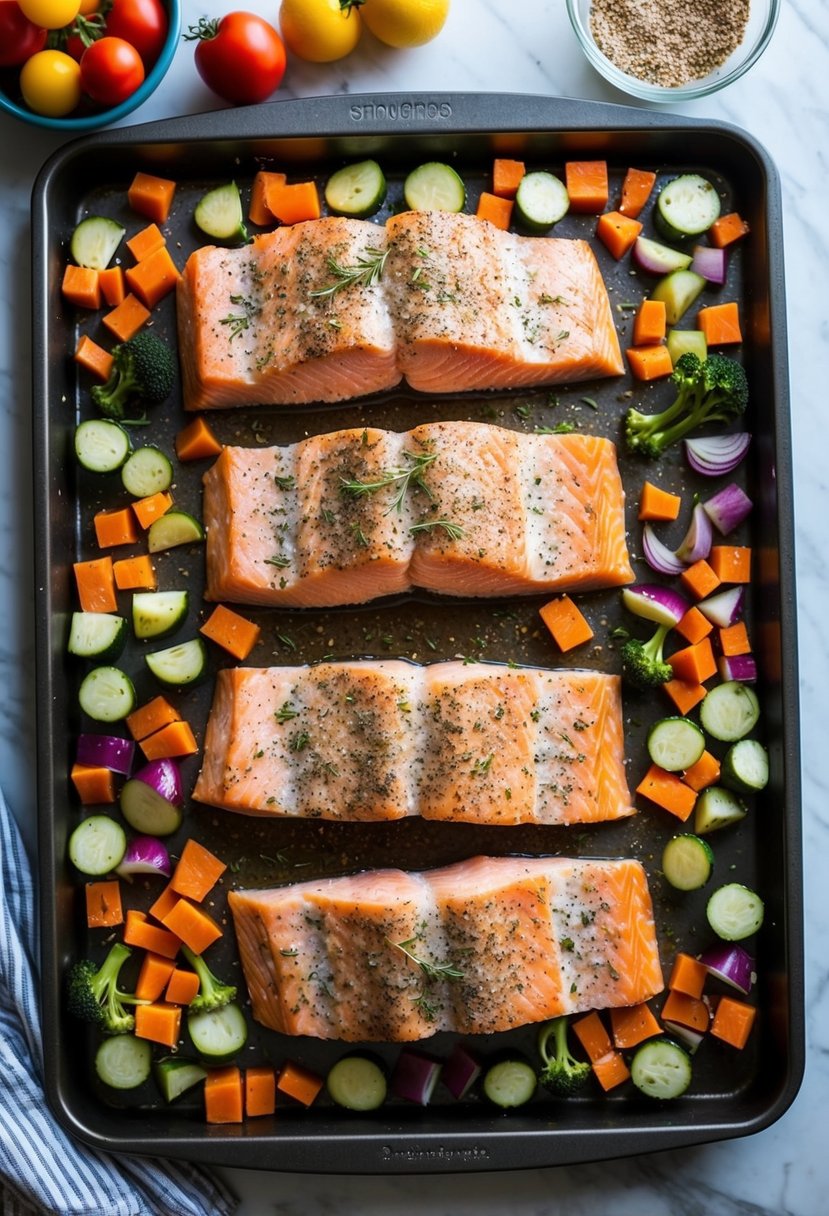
[
  {"left": 20, "top": 49, "right": 82, "bottom": 117},
  {"left": 17, "top": 0, "right": 82, "bottom": 29},
  {"left": 361, "top": 0, "right": 449, "bottom": 48},
  {"left": 279, "top": 0, "right": 362, "bottom": 63}
]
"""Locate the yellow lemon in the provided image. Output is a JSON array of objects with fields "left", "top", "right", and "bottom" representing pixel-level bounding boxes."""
[
  {"left": 361, "top": 0, "right": 450, "bottom": 48},
  {"left": 279, "top": 0, "right": 363, "bottom": 63}
]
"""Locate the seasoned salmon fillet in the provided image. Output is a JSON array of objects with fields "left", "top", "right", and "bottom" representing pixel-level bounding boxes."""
[
  {"left": 178, "top": 212, "right": 623, "bottom": 410},
  {"left": 228, "top": 855, "right": 664, "bottom": 1041},
  {"left": 202, "top": 421, "right": 633, "bottom": 608},
  {"left": 192, "top": 660, "right": 634, "bottom": 826}
]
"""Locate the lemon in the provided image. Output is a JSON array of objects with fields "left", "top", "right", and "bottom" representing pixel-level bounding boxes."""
[
  {"left": 361, "top": 0, "right": 450, "bottom": 48},
  {"left": 280, "top": 0, "right": 363, "bottom": 63}
]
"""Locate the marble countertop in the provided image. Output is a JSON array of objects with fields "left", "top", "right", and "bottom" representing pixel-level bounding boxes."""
[{"left": 1, "top": 0, "right": 825, "bottom": 1211}]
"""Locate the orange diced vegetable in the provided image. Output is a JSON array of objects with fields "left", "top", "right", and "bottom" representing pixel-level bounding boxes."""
[
  {"left": 74, "top": 557, "right": 117, "bottom": 612},
  {"left": 126, "top": 695, "right": 181, "bottom": 741},
  {"left": 62, "top": 264, "right": 100, "bottom": 309},
  {"left": 126, "top": 223, "right": 166, "bottom": 262},
  {"left": 171, "top": 838, "right": 227, "bottom": 902},
  {"left": 668, "top": 952, "right": 708, "bottom": 999},
  {"left": 680, "top": 558, "right": 721, "bottom": 600},
  {"left": 668, "top": 637, "right": 717, "bottom": 685},
  {"left": 75, "top": 335, "right": 113, "bottom": 381},
  {"left": 697, "top": 301, "right": 742, "bottom": 346},
  {"left": 245, "top": 1066, "right": 277, "bottom": 1117},
  {"left": 205, "top": 1066, "right": 244, "bottom": 1123},
  {"left": 200, "top": 604, "right": 261, "bottom": 661},
  {"left": 661, "top": 989, "right": 710, "bottom": 1033},
  {"left": 149, "top": 882, "right": 180, "bottom": 924},
  {"left": 277, "top": 1061, "right": 324, "bottom": 1107},
  {"left": 596, "top": 210, "right": 643, "bottom": 259},
  {"left": 609, "top": 1002, "right": 661, "bottom": 1049},
  {"left": 675, "top": 605, "right": 713, "bottom": 645},
  {"left": 682, "top": 749, "right": 720, "bottom": 791},
  {"left": 638, "top": 480, "right": 680, "bottom": 522},
  {"left": 113, "top": 554, "right": 156, "bottom": 591},
  {"left": 632, "top": 298, "right": 667, "bottom": 347},
  {"left": 571, "top": 1011, "right": 612, "bottom": 1063},
  {"left": 636, "top": 764, "right": 697, "bottom": 821},
  {"left": 626, "top": 344, "right": 674, "bottom": 381},
  {"left": 132, "top": 491, "right": 173, "bottom": 530},
  {"left": 618, "top": 167, "right": 657, "bottom": 218},
  {"left": 71, "top": 764, "right": 116, "bottom": 805},
  {"left": 140, "top": 720, "right": 198, "bottom": 761},
  {"left": 123, "top": 909, "right": 180, "bottom": 959},
  {"left": 492, "top": 158, "right": 525, "bottom": 198},
  {"left": 175, "top": 416, "right": 223, "bottom": 462},
  {"left": 161, "top": 898, "right": 222, "bottom": 955},
  {"left": 98, "top": 266, "right": 126, "bottom": 307},
  {"left": 709, "top": 545, "right": 751, "bottom": 584},
  {"left": 102, "top": 293, "right": 150, "bottom": 342},
  {"left": 263, "top": 178, "right": 321, "bottom": 225},
  {"left": 85, "top": 880, "right": 123, "bottom": 928},
  {"left": 128, "top": 172, "right": 177, "bottom": 224},
  {"left": 94, "top": 507, "right": 140, "bottom": 549},
  {"left": 539, "top": 595, "right": 593, "bottom": 652},
  {"left": 719, "top": 620, "right": 751, "bottom": 656},
  {"left": 662, "top": 678, "right": 707, "bottom": 716},
  {"left": 135, "top": 952, "right": 176, "bottom": 1001},
  {"left": 165, "top": 968, "right": 200, "bottom": 1005},
  {"left": 710, "top": 996, "right": 756, "bottom": 1049},
  {"left": 564, "top": 160, "right": 608, "bottom": 213},
  {"left": 592, "top": 1050, "right": 631, "bottom": 1092},
  {"left": 709, "top": 212, "right": 750, "bottom": 249},
  {"left": 249, "top": 170, "right": 286, "bottom": 225},
  {"left": 124, "top": 246, "right": 181, "bottom": 309},
  {"left": 135, "top": 1001, "right": 182, "bottom": 1048},
  {"left": 475, "top": 191, "right": 513, "bottom": 230}
]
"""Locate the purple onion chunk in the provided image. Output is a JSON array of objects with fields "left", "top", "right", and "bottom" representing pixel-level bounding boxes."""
[
  {"left": 684, "top": 433, "right": 751, "bottom": 476},
  {"left": 691, "top": 244, "right": 728, "bottom": 285},
  {"left": 390, "top": 1050, "right": 442, "bottom": 1106},
  {"left": 698, "top": 944, "right": 755, "bottom": 995},
  {"left": 719, "top": 654, "right": 757, "bottom": 684},
  {"left": 133, "top": 758, "right": 184, "bottom": 807},
  {"left": 697, "top": 586, "right": 745, "bottom": 628},
  {"left": 622, "top": 584, "right": 690, "bottom": 628},
  {"left": 642, "top": 524, "right": 687, "bottom": 577},
  {"left": 675, "top": 502, "right": 713, "bottom": 563},
  {"left": 115, "top": 835, "right": 172, "bottom": 880},
  {"left": 76, "top": 733, "right": 135, "bottom": 776},
  {"left": 442, "top": 1043, "right": 482, "bottom": 1100},
  {"left": 703, "top": 483, "right": 753, "bottom": 535}
]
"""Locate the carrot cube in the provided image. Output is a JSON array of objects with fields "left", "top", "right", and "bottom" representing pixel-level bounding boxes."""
[
  {"left": 140, "top": 720, "right": 198, "bottom": 761},
  {"left": 709, "top": 545, "right": 751, "bottom": 584},
  {"left": 135, "top": 952, "right": 176, "bottom": 1001},
  {"left": 85, "top": 880, "right": 123, "bottom": 928},
  {"left": 124, "top": 246, "right": 180, "bottom": 309},
  {"left": 62, "top": 264, "right": 100, "bottom": 310},
  {"left": 132, "top": 491, "right": 173, "bottom": 530},
  {"left": 71, "top": 764, "right": 116, "bottom": 805},
  {"left": 638, "top": 480, "right": 681, "bottom": 521},
  {"left": 123, "top": 909, "right": 180, "bottom": 959},
  {"left": 626, "top": 344, "right": 674, "bottom": 381},
  {"left": 680, "top": 559, "right": 721, "bottom": 600},
  {"left": 74, "top": 335, "right": 113, "bottom": 381},
  {"left": 245, "top": 1066, "right": 277, "bottom": 1117},
  {"left": 565, "top": 160, "right": 608, "bottom": 213},
  {"left": 592, "top": 1050, "right": 631, "bottom": 1091},
  {"left": 492, "top": 159, "right": 525, "bottom": 199},
  {"left": 74, "top": 557, "right": 117, "bottom": 612},
  {"left": 475, "top": 191, "right": 514, "bottom": 230},
  {"left": 113, "top": 554, "right": 156, "bottom": 591},
  {"left": 697, "top": 301, "right": 742, "bottom": 346},
  {"left": 661, "top": 989, "right": 710, "bottom": 1034},
  {"left": 668, "top": 637, "right": 717, "bottom": 685},
  {"left": 719, "top": 621, "right": 751, "bottom": 656},
  {"left": 277, "top": 1061, "right": 324, "bottom": 1107},
  {"left": 264, "top": 179, "right": 321, "bottom": 226},
  {"left": 675, "top": 606, "right": 713, "bottom": 645},
  {"left": 126, "top": 223, "right": 166, "bottom": 262},
  {"left": 98, "top": 266, "right": 125, "bottom": 308},
  {"left": 149, "top": 882, "right": 180, "bottom": 924},
  {"left": 94, "top": 507, "right": 140, "bottom": 549},
  {"left": 128, "top": 172, "right": 177, "bottom": 224},
  {"left": 596, "top": 210, "right": 643, "bottom": 260},
  {"left": 618, "top": 167, "right": 657, "bottom": 219},
  {"left": 205, "top": 1066, "right": 244, "bottom": 1123},
  {"left": 175, "top": 416, "right": 223, "bottom": 462},
  {"left": 632, "top": 298, "right": 667, "bottom": 347},
  {"left": 135, "top": 1001, "right": 182, "bottom": 1049},
  {"left": 710, "top": 996, "right": 757, "bottom": 1049},
  {"left": 609, "top": 1002, "right": 661, "bottom": 1049},
  {"left": 126, "top": 695, "right": 181, "bottom": 741},
  {"left": 539, "top": 595, "right": 593, "bottom": 652},
  {"left": 709, "top": 212, "right": 750, "bottom": 249},
  {"left": 248, "top": 171, "right": 285, "bottom": 226},
  {"left": 200, "top": 604, "right": 261, "bottom": 661},
  {"left": 171, "top": 838, "right": 227, "bottom": 902},
  {"left": 165, "top": 968, "right": 200, "bottom": 1006},
  {"left": 161, "top": 898, "right": 222, "bottom": 954},
  {"left": 636, "top": 764, "right": 697, "bottom": 821},
  {"left": 571, "top": 1011, "right": 612, "bottom": 1063},
  {"left": 682, "top": 749, "right": 720, "bottom": 791},
  {"left": 102, "top": 293, "right": 150, "bottom": 342},
  {"left": 662, "top": 678, "right": 707, "bottom": 716},
  {"left": 668, "top": 952, "right": 708, "bottom": 999}
]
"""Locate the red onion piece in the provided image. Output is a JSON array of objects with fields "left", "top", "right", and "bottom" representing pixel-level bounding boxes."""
[
  {"left": 719, "top": 654, "right": 757, "bottom": 683},
  {"left": 698, "top": 943, "right": 755, "bottom": 994},
  {"left": 133, "top": 758, "right": 183, "bottom": 807},
  {"left": 442, "top": 1043, "right": 482, "bottom": 1100},
  {"left": 663, "top": 1021, "right": 707, "bottom": 1054},
  {"left": 622, "top": 584, "right": 690, "bottom": 628},
  {"left": 76, "top": 733, "right": 135, "bottom": 776},
  {"left": 684, "top": 433, "right": 751, "bottom": 476},
  {"left": 697, "top": 586, "right": 745, "bottom": 628},
  {"left": 632, "top": 235, "right": 692, "bottom": 276},
  {"left": 691, "top": 244, "right": 728, "bottom": 285},
  {"left": 642, "top": 523, "right": 687, "bottom": 576},
  {"left": 675, "top": 502, "right": 713, "bottom": 562},
  {"left": 390, "top": 1050, "right": 442, "bottom": 1105},
  {"left": 115, "top": 835, "right": 171, "bottom": 880},
  {"left": 703, "top": 483, "right": 753, "bottom": 535}
]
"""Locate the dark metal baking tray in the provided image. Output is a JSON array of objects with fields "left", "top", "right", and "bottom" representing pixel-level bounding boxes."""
[{"left": 32, "top": 93, "right": 803, "bottom": 1172}]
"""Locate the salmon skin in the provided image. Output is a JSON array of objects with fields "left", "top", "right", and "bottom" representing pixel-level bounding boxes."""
[
  {"left": 202, "top": 421, "right": 633, "bottom": 608},
  {"left": 178, "top": 211, "right": 624, "bottom": 410},
  {"left": 228, "top": 855, "right": 664, "bottom": 1041},
  {"left": 192, "top": 660, "right": 634, "bottom": 826}
]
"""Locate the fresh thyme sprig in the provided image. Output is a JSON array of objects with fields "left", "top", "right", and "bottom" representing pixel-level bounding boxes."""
[
  {"left": 220, "top": 293, "right": 259, "bottom": 340},
  {"left": 535, "top": 422, "right": 576, "bottom": 435},
  {"left": 409, "top": 518, "right": 465, "bottom": 541},
  {"left": 340, "top": 448, "right": 437, "bottom": 514},
  {"left": 274, "top": 701, "right": 299, "bottom": 723},
  {"left": 309, "top": 246, "right": 389, "bottom": 299}
]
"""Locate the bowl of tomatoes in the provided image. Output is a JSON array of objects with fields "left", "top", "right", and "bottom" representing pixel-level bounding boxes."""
[{"left": 0, "top": 0, "right": 180, "bottom": 130}]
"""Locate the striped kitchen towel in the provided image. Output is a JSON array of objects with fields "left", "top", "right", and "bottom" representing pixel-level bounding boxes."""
[{"left": 0, "top": 789, "right": 238, "bottom": 1216}]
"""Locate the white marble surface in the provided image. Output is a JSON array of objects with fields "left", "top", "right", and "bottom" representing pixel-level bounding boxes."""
[{"left": 1, "top": 0, "right": 826, "bottom": 1211}]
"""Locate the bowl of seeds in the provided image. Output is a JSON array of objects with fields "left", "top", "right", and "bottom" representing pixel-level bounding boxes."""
[{"left": 565, "top": 0, "right": 780, "bottom": 101}]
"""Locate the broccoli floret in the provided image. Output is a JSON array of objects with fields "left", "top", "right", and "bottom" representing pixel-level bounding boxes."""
[
  {"left": 537, "top": 1017, "right": 591, "bottom": 1097},
  {"left": 181, "top": 945, "right": 237, "bottom": 1014},
  {"left": 625, "top": 353, "right": 749, "bottom": 459},
  {"left": 90, "top": 331, "right": 176, "bottom": 419},
  {"left": 66, "top": 942, "right": 145, "bottom": 1035},
  {"left": 621, "top": 623, "right": 673, "bottom": 690}
]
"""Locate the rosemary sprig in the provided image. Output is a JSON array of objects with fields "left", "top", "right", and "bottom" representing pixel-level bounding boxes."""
[
  {"left": 220, "top": 294, "right": 259, "bottom": 340},
  {"left": 471, "top": 753, "right": 494, "bottom": 777},
  {"left": 309, "top": 246, "right": 389, "bottom": 299},
  {"left": 275, "top": 473, "right": 296, "bottom": 491},
  {"left": 340, "top": 448, "right": 437, "bottom": 514},
  {"left": 289, "top": 730, "right": 310, "bottom": 753},
  {"left": 274, "top": 701, "right": 299, "bottom": 723},
  {"left": 390, "top": 937, "right": 466, "bottom": 984},
  {"left": 408, "top": 518, "right": 465, "bottom": 541},
  {"left": 264, "top": 554, "right": 291, "bottom": 568},
  {"left": 535, "top": 422, "right": 576, "bottom": 435}
]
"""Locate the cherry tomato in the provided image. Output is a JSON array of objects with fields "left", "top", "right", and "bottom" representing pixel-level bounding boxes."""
[
  {"left": 80, "top": 36, "right": 144, "bottom": 106},
  {"left": 105, "top": 0, "right": 168, "bottom": 68},
  {"left": 0, "top": 1, "right": 47, "bottom": 67},
  {"left": 20, "top": 48, "right": 81, "bottom": 115},
  {"left": 186, "top": 12, "right": 286, "bottom": 105},
  {"left": 17, "top": 0, "right": 81, "bottom": 30}
]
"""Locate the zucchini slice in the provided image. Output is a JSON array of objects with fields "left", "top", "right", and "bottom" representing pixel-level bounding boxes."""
[
  {"left": 194, "top": 182, "right": 247, "bottom": 242},
  {"left": 147, "top": 511, "right": 204, "bottom": 553},
  {"left": 655, "top": 174, "right": 721, "bottom": 241},
  {"left": 326, "top": 1056, "right": 387, "bottom": 1111},
  {"left": 325, "top": 160, "right": 387, "bottom": 218},
  {"left": 78, "top": 666, "right": 136, "bottom": 722},
  {"left": 145, "top": 638, "right": 206, "bottom": 686},
  {"left": 403, "top": 162, "right": 466, "bottom": 213},
  {"left": 121, "top": 446, "right": 174, "bottom": 497},
  {"left": 630, "top": 1039, "right": 692, "bottom": 1100},
  {"left": 74, "top": 419, "right": 130, "bottom": 473},
  {"left": 132, "top": 590, "right": 189, "bottom": 640},
  {"left": 95, "top": 1035, "right": 152, "bottom": 1090},
  {"left": 70, "top": 215, "right": 125, "bottom": 270},
  {"left": 187, "top": 1003, "right": 248, "bottom": 1062},
  {"left": 68, "top": 612, "right": 127, "bottom": 661},
  {"left": 514, "top": 171, "right": 569, "bottom": 231}
]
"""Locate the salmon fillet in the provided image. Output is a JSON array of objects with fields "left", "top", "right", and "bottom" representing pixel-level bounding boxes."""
[
  {"left": 192, "top": 660, "right": 634, "bottom": 826},
  {"left": 202, "top": 421, "right": 633, "bottom": 608},
  {"left": 228, "top": 855, "right": 664, "bottom": 1041},
  {"left": 178, "top": 212, "right": 623, "bottom": 410}
]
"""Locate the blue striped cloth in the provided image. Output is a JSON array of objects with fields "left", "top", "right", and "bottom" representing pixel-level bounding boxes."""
[{"left": 0, "top": 790, "right": 238, "bottom": 1216}]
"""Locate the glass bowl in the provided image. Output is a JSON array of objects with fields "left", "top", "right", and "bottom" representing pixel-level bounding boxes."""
[
  {"left": 0, "top": 0, "right": 180, "bottom": 132},
  {"left": 565, "top": 0, "right": 780, "bottom": 102}
]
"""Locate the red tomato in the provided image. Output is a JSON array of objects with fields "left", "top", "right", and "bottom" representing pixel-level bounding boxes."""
[
  {"left": 186, "top": 12, "right": 286, "bottom": 105},
  {"left": 0, "top": 0, "right": 47, "bottom": 67},
  {"left": 105, "top": 0, "right": 168, "bottom": 68},
  {"left": 65, "top": 32, "right": 87, "bottom": 60},
  {"left": 80, "top": 35, "right": 145, "bottom": 105}
]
